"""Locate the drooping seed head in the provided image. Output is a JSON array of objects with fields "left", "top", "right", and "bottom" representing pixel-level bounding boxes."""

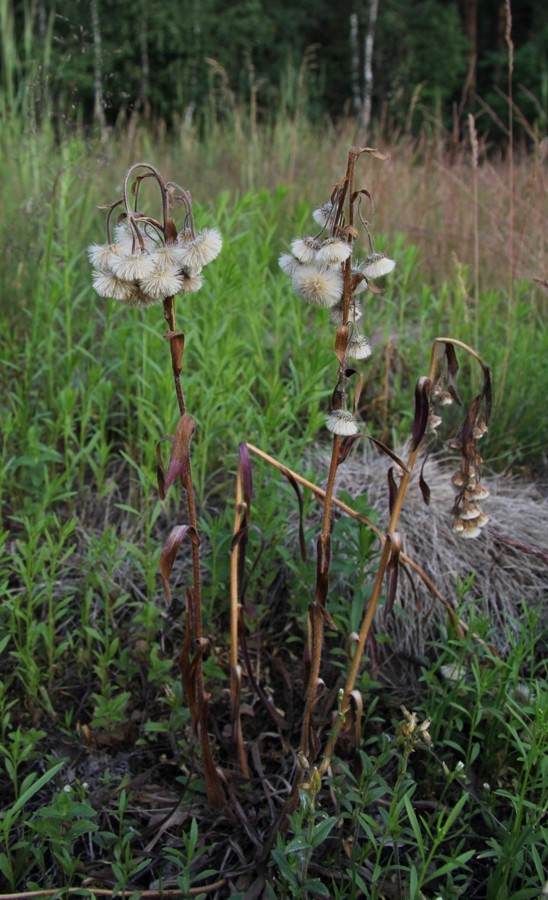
[
  {"left": 110, "top": 252, "right": 157, "bottom": 281},
  {"left": 329, "top": 300, "right": 363, "bottom": 326},
  {"left": 92, "top": 270, "right": 136, "bottom": 302},
  {"left": 291, "top": 236, "right": 321, "bottom": 264},
  {"left": 361, "top": 253, "right": 396, "bottom": 279},
  {"left": 346, "top": 334, "right": 372, "bottom": 360},
  {"left": 325, "top": 409, "right": 359, "bottom": 436},
  {"left": 316, "top": 238, "right": 352, "bottom": 267},
  {"left": 292, "top": 265, "right": 343, "bottom": 308},
  {"left": 312, "top": 201, "right": 334, "bottom": 228},
  {"left": 139, "top": 269, "right": 184, "bottom": 301},
  {"left": 176, "top": 227, "right": 223, "bottom": 269},
  {"left": 279, "top": 252, "right": 301, "bottom": 278}
]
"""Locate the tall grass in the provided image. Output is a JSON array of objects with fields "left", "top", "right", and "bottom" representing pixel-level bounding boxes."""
[{"left": 0, "top": 13, "right": 546, "bottom": 893}]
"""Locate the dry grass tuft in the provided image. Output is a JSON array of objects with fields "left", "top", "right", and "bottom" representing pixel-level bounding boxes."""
[{"left": 329, "top": 447, "right": 547, "bottom": 658}]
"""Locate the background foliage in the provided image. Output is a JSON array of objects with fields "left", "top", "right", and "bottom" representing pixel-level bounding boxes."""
[{"left": 2, "top": 0, "right": 546, "bottom": 137}]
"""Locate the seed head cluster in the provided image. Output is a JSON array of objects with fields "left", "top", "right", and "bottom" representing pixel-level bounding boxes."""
[
  {"left": 279, "top": 197, "right": 395, "bottom": 436},
  {"left": 89, "top": 164, "right": 222, "bottom": 308},
  {"left": 89, "top": 223, "right": 222, "bottom": 308},
  {"left": 449, "top": 414, "right": 490, "bottom": 538}
]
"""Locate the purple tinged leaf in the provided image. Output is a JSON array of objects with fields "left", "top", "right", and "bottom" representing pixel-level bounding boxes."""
[
  {"left": 412, "top": 377, "right": 432, "bottom": 450},
  {"left": 159, "top": 525, "right": 200, "bottom": 605},
  {"left": 164, "top": 413, "right": 196, "bottom": 493},
  {"left": 385, "top": 533, "right": 402, "bottom": 614},
  {"left": 419, "top": 455, "right": 431, "bottom": 506}
]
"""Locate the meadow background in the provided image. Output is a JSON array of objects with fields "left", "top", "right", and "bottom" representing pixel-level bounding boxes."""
[{"left": 0, "top": 1, "right": 546, "bottom": 897}]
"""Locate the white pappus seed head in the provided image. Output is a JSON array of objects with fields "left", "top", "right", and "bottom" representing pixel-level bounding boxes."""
[
  {"left": 312, "top": 201, "right": 334, "bottom": 228},
  {"left": 139, "top": 269, "right": 184, "bottom": 300},
  {"left": 92, "top": 270, "right": 135, "bottom": 302},
  {"left": 110, "top": 252, "right": 157, "bottom": 281},
  {"left": 114, "top": 221, "right": 156, "bottom": 252},
  {"left": 179, "top": 273, "right": 203, "bottom": 293},
  {"left": 316, "top": 238, "right": 352, "bottom": 267},
  {"left": 361, "top": 253, "right": 396, "bottom": 279},
  {"left": 329, "top": 301, "right": 363, "bottom": 326},
  {"left": 292, "top": 264, "right": 343, "bottom": 308},
  {"left": 279, "top": 252, "right": 301, "bottom": 278},
  {"left": 177, "top": 227, "right": 222, "bottom": 268},
  {"left": 326, "top": 409, "right": 359, "bottom": 436},
  {"left": 87, "top": 243, "right": 124, "bottom": 273},
  {"left": 347, "top": 334, "right": 372, "bottom": 360},
  {"left": 291, "top": 236, "right": 321, "bottom": 264}
]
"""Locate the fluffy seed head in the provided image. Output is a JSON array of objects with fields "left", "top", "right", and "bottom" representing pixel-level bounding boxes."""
[
  {"left": 458, "top": 501, "right": 482, "bottom": 521},
  {"left": 92, "top": 271, "right": 135, "bottom": 302},
  {"left": 347, "top": 334, "right": 372, "bottom": 360},
  {"left": 179, "top": 274, "right": 203, "bottom": 293},
  {"left": 88, "top": 243, "right": 121, "bottom": 273},
  {"left": 312, "top": 201, "right": 334, "bottom": 228},
  {"left": 177, "top": 227, "right": 223, "bottom": 268},
  {"left": 326, "top": 409, "right": 359, "bottom": 436},
  {"left": 316, "top": 238, "right": 352, "bottom": 267},
  {"left": 361, "top": 253, "right": 396, "bottom": 278},
  {"left": 110, "top": 252, "right": 157, "bottom": 281},
  {"left": 291, "top": 236, "right": 321, "bottom": 264},
  {"left": 292, "top": 265, "right": 343, "bottom": 308},
  {"left": 279, "top": 252, "right": 301, "bottom": 278},
  {"left": 139, "top": 269, "right": 184, "bottom": 300},
  {"left": 329, "top": 301, "right": 363, "bottom": 326}
]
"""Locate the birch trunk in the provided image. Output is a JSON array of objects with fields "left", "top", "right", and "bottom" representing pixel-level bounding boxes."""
[
  {"left": 350, "top": 1, "right": 379, "bottom": 132},
  {"left": 90, "top": 0, "right": 107, "bottom": 138}
]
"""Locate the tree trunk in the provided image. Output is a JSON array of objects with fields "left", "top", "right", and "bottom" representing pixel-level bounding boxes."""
[
  {"left": 90, "top": 0, "right": 107, "bottom": 139},
  {"left": 361, "top": 0, "right": 379, "bottom": 131},
  {"left": 350, "top": 1, "right": 379, "bottom": 132},
  {"left": 349, "top": 11, "right": 362, "bottom": 118}
]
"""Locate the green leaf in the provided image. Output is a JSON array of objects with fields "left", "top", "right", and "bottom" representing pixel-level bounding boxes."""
[
  {"left": 422, "top": 851, "right": 475, "bottom": 883},
  {"left": 443, "top": 792, "right": 468, "bottom": 834},
  {"left": 1, "top": 760, "right": 66, "bottom": 829},
  {"left": 409, "top": 865, "right": 419, "bottom": 899},
  {"left": 311, "top": 815, "right": 338, "bottom": 849},
  {"left": 404, "top": 795, "right": 423, "bottom": 852}
]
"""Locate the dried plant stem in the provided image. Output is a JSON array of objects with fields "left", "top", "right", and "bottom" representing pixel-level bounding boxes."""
[
  {"left": 0, "top": 882, "right": 228, "bottom": 899},
  {"left": 299, "top": 433, "right": 341, "bottom": 754},
  {"left": 244, "top": 442, "right": 461, "bottom": 630},
  {"left": 229, "top": 463, "right": 250, "bottom": 776},
  {"left": 163, "top": 295, "right": 225, "bottom": 807},
  {"left": 324, "top": 334, "right": 490, "bottom": 760},
  {"left": 299, "top": 146, "right": 380, "bottom": 761}
]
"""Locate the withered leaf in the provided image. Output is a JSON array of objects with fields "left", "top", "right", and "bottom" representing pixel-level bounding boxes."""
[
  {"left": 159, "top": 525, "right": 200, "bottom": 605},
  {"left": 351, "top": 188, "right": 374, "bottom": 210},
  {"left": 164, "top": 413, "right": 196, "bottom": 492},
  {"left": 419, "top": 454, "right": 431, "bottom": 506},
  {"left": 387, "top": 466, "right": 399, "bottom": 516},
  {"left": 358, "top": 147, "right": 389, "bottom": 160},
  {"left": 155, "top": 435, "right": 174, "bottom": 500},
  {"left": 367, "top": 436, "right": 409, "bottom": 472},
  {"left": 386, "top": 533, "right": 402, "bottom": 613},
  {"left": 412, "top": 377, "right": 432, "bottom": 450}
]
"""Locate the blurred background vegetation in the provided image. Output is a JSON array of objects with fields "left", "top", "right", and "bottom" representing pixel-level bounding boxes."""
[{"left": 1, "top": 0, "right": 546, "bottom": 140}]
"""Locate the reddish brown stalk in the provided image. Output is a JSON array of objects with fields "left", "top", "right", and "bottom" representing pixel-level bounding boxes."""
[
  {"left": 324, "top": 335, "right": 491, "bottom": 762},
  {"left": 162, "top": 295, "right": 225, "bottom": 808},
  {"left": 297, "top": 147, "right": 378, "bottom": 764},
  {"left": 229, "top": 461, "right": 250, "bottom": 776}
]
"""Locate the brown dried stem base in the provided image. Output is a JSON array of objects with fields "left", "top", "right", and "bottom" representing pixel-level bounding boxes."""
[{"left": 163, "top": 296, "right": 226, "bottom": 808}]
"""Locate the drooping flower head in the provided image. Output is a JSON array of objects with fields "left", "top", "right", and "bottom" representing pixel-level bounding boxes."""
[{"left": 89, "top": 163, "right": 222, "bottom": 307}]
